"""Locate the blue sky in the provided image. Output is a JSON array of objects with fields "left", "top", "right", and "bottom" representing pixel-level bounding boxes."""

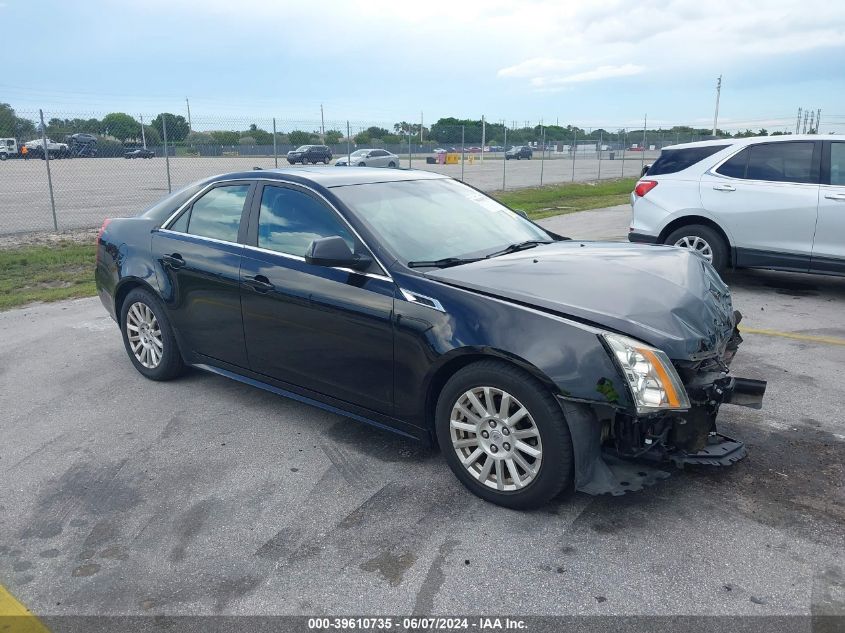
[{"left": 2, "top": 0, "right": 845, "bottom": 132}]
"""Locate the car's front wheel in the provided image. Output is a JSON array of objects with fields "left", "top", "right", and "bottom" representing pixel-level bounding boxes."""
[
  {"left": 664, "top": 224, "right": 728, "bottom": 272},
  {"left": 436, "top": 360, "right": 573, "bottom": 509},
  {"left": 388, "top": 161, "right": 396, "bottom": 167},
  {"left": 120, "top": 288, "right": 186, "bottom": 381}
]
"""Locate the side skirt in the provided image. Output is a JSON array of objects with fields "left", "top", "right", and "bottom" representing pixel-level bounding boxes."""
[{"left": 192, "top": 362, "right": 431, "bottom": 444}]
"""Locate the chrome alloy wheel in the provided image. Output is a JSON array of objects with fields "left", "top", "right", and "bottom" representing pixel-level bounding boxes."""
[
  {"left": 125, "top": 301, "right": 163, "bottom": 369},
  {"left": 674, "top": 235, "right": 713, "bottom": 263},
  {"left": 449, "top": 387, "right": 543, "bottom": 491}
]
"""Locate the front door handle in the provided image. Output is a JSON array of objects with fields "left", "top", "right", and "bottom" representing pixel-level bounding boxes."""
[
  {"left": 824, "top": 193, "right": 845, "bottom": 201},
  {"left": 162, "top": 253, "right": 185, "bottom": 269},
  {"left": 713, "top": 184, "right": 736, "bottom": 192},
  {"left": 243, "top": 274, "right": 275, "bottom": 292}
]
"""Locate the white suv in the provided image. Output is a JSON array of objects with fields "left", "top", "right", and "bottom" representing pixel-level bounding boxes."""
[{"left": 629, "top": 135, "right": 845, "bottom": 275}]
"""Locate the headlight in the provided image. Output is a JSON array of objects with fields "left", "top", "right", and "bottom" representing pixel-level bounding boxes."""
[{"left": 601, "top": 333, "right": 690, "bottom": 413}]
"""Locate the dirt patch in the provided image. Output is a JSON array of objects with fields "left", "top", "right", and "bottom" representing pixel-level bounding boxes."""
[{"left": 0, "top": 228, "right": 97, "bottom": 250}]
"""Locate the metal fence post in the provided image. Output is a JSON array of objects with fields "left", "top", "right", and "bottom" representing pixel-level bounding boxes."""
[
  {"left": 163, "top": 114, "right": 172, "bottom": 193},
  {"left": 597, "top": 129, "right": 603, "bottom": 180},
  {"left": 640, "top": 114, "right": 647, "bottom": 176},
  {"left": 39, "top": 109, "right": 58, "bottom": 231},
  {"left": 502, "top": 126, "right": 507, "bottom": 191},
  {"left": 539, "top": 127, "right": 545, "bottom": 186},
  {"left": 347, "top": 121, "right": 352, "bottom": 165},
  {"left": 621, "top": 130, "right": 627, "bottom": 178},
  {"left": 461, "top": 125, "right": 465, "bottom": 182},
  {"left": 571, "top": 130, "right": 577, "bottom": 182},
  {"left": 407, "top": 129, "right": 411, "bottom": 168},
  {"left": 272, "top": 118, "right": 278, "bottom": 168}
]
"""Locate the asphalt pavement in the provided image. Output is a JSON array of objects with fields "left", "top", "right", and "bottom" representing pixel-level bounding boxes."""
[{"left": 1, "top": 207, "right": 843, "bottom": 626}]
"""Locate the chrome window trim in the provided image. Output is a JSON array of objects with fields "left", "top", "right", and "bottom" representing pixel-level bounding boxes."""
[
  {"left": 157, "top": 176, "right": 393, "bottom": 281},
  {"left": 158, "top": 228, "right": 246, "bottom": 250},
  {"left": 399, "top": 288, "right": 446, "bottom": 312}
]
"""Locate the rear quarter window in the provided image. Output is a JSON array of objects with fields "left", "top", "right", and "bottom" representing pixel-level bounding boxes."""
[{"left": 646, "top": 145, "right": 729, "bottom": 175}]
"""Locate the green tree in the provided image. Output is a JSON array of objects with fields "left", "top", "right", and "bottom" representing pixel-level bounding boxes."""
[
  {"left": 210, "top": 130, "right": 240, "bottom": 145},
  {"left": 239, "top": 136, "right": 257, "bottom": 145},
  {"left": 324, "top": 129, "right": 343, "bottom": 144},
  {"left": 186, "top": 131, "right": 214, "bottom": 144},
  {"left": 151, "top": 113, "right": 190, "bottom": 142},
  {"left": 101, "top": 113, "right": 141, "bottom": 142},
  {"left": 289, "top": 130, "right": 317, "bottom": 146},
  {"left": 141, "top": 125, "right": 161, "bottom": 146},
  {"left": 354, "top": 132, "right": 371, "bottom": 145},
  {"left": 0, "top": 103, "right": 36, "bottom": 139},
  {"left": 244, "top": 124, "right": 273, "bottom": 145}
]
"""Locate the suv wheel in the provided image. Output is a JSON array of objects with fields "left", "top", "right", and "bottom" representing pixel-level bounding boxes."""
[
  {"left": 436, "top": 360, "right": 573, "bottom": 509},
  {"left": 664, "top": 224, "right": 728, "bottom": 272}
]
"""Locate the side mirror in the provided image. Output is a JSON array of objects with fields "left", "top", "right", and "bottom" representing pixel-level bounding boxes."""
[{"left": 305, "top": 236, "right": 371, "bottom": 271}]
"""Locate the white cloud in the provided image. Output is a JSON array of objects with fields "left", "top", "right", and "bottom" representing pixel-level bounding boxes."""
[{"left": 502, "top": 62, "right": 646, "bottom": 87}]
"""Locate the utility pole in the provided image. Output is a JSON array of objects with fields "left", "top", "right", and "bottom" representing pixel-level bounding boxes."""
[
  {"left": 796, "top": 108, "right": 802, "bottom": 135},
  {"left": 185, "top": 97, "right": 192, "bottom": 131},
  {"left": 140, "top": 114, "right": 147, "bottom": 149},
  {"left": 816, "top": 109, "right": 822, "bottom": 134},
  {"left": 320, "top": 104, "right": 325, "bottom": 141},
  {"left": 712, "top": 75, "right": 722, "bottom": 136},
  {"left": 803, "top": 110, "right": 809, "bottom": 134},
  {"left": 641, "top": 114, "right": 647, "bottom": 175},
  {"left": 808, "top": 110, "right": 815, "bottom": 134}
]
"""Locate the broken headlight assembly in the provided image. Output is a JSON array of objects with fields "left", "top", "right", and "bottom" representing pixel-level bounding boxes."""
[{"left": 601, "top": 333, "right": 691, "bottom": 414}]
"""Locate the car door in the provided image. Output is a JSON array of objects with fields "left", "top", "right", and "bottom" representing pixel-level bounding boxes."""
[
  {"left": 239, "top": 182, "right": 395, "bottom": 414},
  {"left": 700, "top": 140, "right": 820, "bottom": 270},
  {"left": 152, "top": 182, "right": 254, "bottom": 367},
  {"left": 812, "top": 141, "right": 845, "bottom": 273}
]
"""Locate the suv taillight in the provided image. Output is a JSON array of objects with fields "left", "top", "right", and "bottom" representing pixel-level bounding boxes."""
[
  {"left": 97, "top": 218, "right": 111, "bottom": 242},
  {"left": 634, "top": 180, "right": 658, "bottom": 197}
]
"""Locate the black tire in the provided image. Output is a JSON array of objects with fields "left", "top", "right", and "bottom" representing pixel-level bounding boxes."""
[
  {"left": 0, "top": 154, "right": 6, "bottom": 161},
  {"left": 664, "top": 223, "right": 729, "bottom": 273},
  {"left": 516, "top": 155, "right": 521, "bottom": 160},
  {"left": 388, "top": 161, "right": 396, "bottom": 168},
  {"left": 435, "top": 360, "right": 574, "bottom": 510},
  {"left": 119, "top": 287, "right": 186, "bottom": 381},
  {"left": 358, "top": 162, "right": 366, "bottom": 167},
  {"left": 323, "top": 158, "right": 330, "bottom": 164}
]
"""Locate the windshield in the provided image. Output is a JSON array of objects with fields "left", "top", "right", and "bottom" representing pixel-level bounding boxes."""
[
  {"left": 294, "top": 145, "right": 311, "bottom": 151},
  {"left": 332, "top": 179, "right": 552, "bottom": 265},
  {"left": 350, "top": 150, "right": 368, "bottom": 157}
]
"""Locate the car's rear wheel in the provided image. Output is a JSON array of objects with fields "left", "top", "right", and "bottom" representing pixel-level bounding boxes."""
[
  {"left": 436, "top": 360, "right": 573, "bottom": 509},
  {"left": 358, "top": 162, "right": 366, "bottom": 167},
  {"left": 664, "top": 224, "right": 728, "bottom": 272},
  {"left": 120, "top": 288, "right": 185, "bottom": 381}
]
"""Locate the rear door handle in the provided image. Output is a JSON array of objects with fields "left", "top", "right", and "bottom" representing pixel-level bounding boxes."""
[
  {"left": 713, "top": 184, "right": 736, "bottom": 192},
  {"left": 243, "top": 274, "right": 275, "bottom": 292},
  {"left": 162, "top": 253, "right": 185, "bottom": 269},
  {"left": 824, "top": 193, "right": 845, "bottom": 201}
]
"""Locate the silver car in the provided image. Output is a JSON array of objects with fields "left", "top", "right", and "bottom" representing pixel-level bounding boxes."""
[{"left": 335, "top": 149, "right": 400, "bottom": 168}]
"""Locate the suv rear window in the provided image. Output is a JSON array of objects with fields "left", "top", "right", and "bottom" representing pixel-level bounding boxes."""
[{"left": 646, "top": 145, "right": 728, "bottom": 175}]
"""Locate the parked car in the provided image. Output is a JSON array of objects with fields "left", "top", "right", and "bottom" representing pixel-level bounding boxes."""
[
  {"left": 335, "top": 149, "right": 399, "bottom": 168},
  {"left": 0, "top": 137, "right": 17, "bottom": 160},
  {"left": 432, "top": 147, "right": 457, "bottom": 154},
  {"left": 68, "top": 133, "right": 99, "bottom": 157},
  {"left": 96, "top": 167, "right": 764, "bottom": 509},
  {"left": 24, "top": 138, "right": 70, "bottom": 159},
  {"left": 505, "top": 146, "right": 533, "bottom": 160},
  {"left": 124, "top": 148, "right": 155, "bottom": 159},
  {"left": 629, "top": 135, "right": 845, "bottom": 275},
  {"left": 287, "top": 145, "right": 332, "bottom": 164}
]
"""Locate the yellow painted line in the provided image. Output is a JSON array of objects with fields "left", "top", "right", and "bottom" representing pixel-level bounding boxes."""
[
  {"left": 0, "top": 584, "right": 50, "bottom": 633},
  {"left": 739, "top": 325, "right": 845, "bottom": 347}
]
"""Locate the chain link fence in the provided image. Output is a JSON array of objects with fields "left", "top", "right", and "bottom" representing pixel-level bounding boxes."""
[{"left": 0, "top": 108, "right": 804, "bottom": 235}]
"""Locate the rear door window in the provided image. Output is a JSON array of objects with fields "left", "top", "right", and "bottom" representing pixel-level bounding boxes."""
[
  {"left": 169, "top": 184, "right": 250, "bottom": 242},
  {"left": 745, "top": 142, "right": 815, "bottom": 183},
  {"left": 646, "top": 145, "right": 728, "bottom": 175}
]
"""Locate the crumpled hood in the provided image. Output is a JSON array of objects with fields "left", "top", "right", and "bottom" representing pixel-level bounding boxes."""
[{"left": 426, "top": 241, "right": 736, "bottom": 360}]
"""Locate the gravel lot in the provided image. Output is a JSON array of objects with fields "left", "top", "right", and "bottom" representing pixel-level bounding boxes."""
[
  {"left": 0, "top": 208, "right": 843, "bottom": 628},
  {"left": 0, "top": 153, "right": 655, "bottom": 235}
]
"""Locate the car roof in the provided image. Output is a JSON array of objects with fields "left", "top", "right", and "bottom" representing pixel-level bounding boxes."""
[
  {"left": 206, "top": 166, "right": 448, "bottom": 188},
  {"left": 663, "top": 134, "right": 845, "bottom": 151}
]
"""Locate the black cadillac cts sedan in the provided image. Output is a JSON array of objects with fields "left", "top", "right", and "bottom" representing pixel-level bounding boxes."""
[{"left": 96, "top": 167, "right": 766, "bottom": 509}]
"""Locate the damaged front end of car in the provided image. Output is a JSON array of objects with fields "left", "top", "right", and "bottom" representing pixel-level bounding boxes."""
[{"left": 562, "top": 311, "right": 766, "bottom": 496}]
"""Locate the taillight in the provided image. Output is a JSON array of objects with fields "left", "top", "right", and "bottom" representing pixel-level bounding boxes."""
[
  {"left": 634, "top": 180, "right": 658, "bottom": 197},
  {"left": 97, "top": 218, "right": 111, "bottom": 242}
]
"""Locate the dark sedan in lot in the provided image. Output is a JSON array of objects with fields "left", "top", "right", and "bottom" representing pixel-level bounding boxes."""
[
  {"left": 95, "top": 167, "right": 765, "bottom": 508},
  {"left": 124, "top": 148, "right": 155, "bottom": 159},
  {"left": 505, "top": 145, "right": 533, "bottom": 160}
]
